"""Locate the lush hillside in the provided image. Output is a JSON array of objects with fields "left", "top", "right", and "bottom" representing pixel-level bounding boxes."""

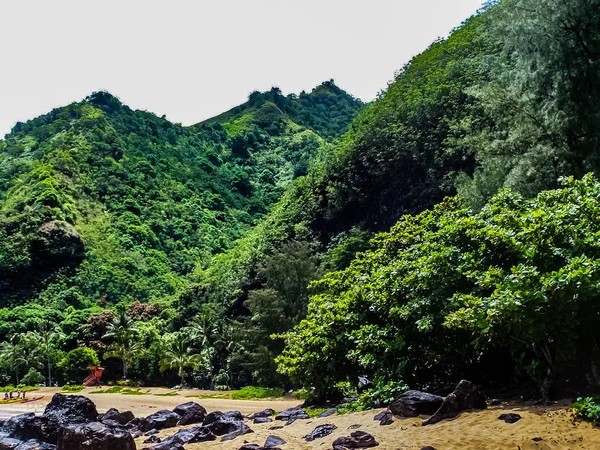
[{"left": 0, "top": 83, "right": 361, "bottom": 310}]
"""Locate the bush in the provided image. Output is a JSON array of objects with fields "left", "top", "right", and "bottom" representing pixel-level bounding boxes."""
[
  {"left": 573, "top": 397, "right": 600, "bottom": 423},
  {"left": 21, "top": 368, "right": 44, "bottom": 386},
  {"left": 230, "top": 386, "right": 283, "bottom": 400},
  {"left": 59, "top": 347, "right": 99, "bottom": 383},
  {"left": 61, "top": 385, "right": 84, "bottom": 393}
]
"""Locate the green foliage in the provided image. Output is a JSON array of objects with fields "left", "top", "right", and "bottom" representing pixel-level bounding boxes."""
[
  {"left": 573, "top": 397, "right": 600, "bottom": 424},
  {"left": 278, "top": 175, "right": 600, "bottom": 400},
  {"left": 458, "top": 0, "right": 600, "bottom": 207},
  {"left": 21, "top": 368, "right": 44, "bottom": 386},
  {"left": 229, "top": 386, "right": 283, "bottom": 400},
  {"left": 61, "top": 385, "right": 84, "bottom": 392},
  {"left": 59, "top": 347, "right": 99, "bottom": 384},
  {"left": 0, "top": 385, "right": 37, "bottom": 392}
]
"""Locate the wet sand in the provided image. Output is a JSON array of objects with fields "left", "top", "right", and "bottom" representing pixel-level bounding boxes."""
[{"left": 2, "top": 388, "right": 599, "bottom": 449}]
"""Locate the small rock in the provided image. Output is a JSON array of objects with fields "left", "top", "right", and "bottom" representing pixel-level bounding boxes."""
[
  {"left": 317, "top": 408, "right": 337, "bottom": 418},
  {"left": 420, "top": 447, "right": 437, "bottom": 450},
  {"left": 249, "top": 409, "right": 275, "bottom": 420},
  {"left": 268, "top": 426, "right": 283, "bottom": 431},
  {"left": 143, "top": 435, "right": 161, "bottom": 444},
  {"left": 304, "top": 424, "right": 337, "bottom": 441},
  {"left": 498, "top": 413, "right": 522, "bottom": 424},
  {"left": 253, "top": 417, "right": 273, "bottom": 424},
  {"left": 332, "top": 431, "right": 379, "bottom": 449},
  {"left": 347, "top": 424, "right": 361, "bottom": 429},
  {"left": 379, "top": 411, "right": 394, "bottom": 426},
  {"left": 264, "top": 435, "right": 286, "bottom": 448},
  {"left": 389, "top": 391, "right": 444, "bottom": 417}
]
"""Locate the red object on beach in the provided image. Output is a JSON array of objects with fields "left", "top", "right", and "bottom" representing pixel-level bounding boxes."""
[{"left": 83, "top": 366, "right": 105, "bottom": 386}]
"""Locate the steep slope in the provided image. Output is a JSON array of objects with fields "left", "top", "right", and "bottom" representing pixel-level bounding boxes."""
[{"left": 0, "top": 83, "right": 362, "bottom": 308}]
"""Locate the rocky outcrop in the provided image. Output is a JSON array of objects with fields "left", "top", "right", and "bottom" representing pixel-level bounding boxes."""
[
  {"left": 389, "top": 391, "right": 444, "bottom": 417},
  {"left": 332, "top": 431, "right": 379, "bottom": 449},
  {"left": 422, "top": 380, "right": 487, "bottom": 426},
  {"left": 57, "top": 422, "right": 135, "bottom": 450}
]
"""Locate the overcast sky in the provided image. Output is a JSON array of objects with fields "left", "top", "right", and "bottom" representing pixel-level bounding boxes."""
[{"left": 0, "top": 0, "right": 484, "bottom": 138}]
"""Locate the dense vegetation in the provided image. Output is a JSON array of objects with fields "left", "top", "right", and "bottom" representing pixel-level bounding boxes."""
[
  {"left": 2, "top": 0, "right": 600, "bottom": 406},
  {"left": 0, "top": 83, "right": 362, "bottom": 386}
]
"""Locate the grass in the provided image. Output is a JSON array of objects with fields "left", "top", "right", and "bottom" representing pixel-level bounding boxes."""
[
  {"left": 188, "top": 386, "right": 284, "bottom": 400},
  {"left": 61, "top": 385, "right": 84, "bottom": 393},
  {"left": 89, "top": 386, "right": 149, "bottom": 395},
  {"left": 0, "top": 385, "right": 38, "bottom": 392},
  {"left": 154, "top": 391, "right": 179, "bottom": 397}
]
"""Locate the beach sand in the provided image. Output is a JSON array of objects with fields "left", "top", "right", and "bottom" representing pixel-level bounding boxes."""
[{"left": 2, "top": 388, "right": 599, "bottom": 449}]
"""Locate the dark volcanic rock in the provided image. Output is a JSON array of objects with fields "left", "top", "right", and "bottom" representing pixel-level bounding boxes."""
[
  {"left": 268, "top": 426, "right": 283, "bottom": 431},
  {"left": 498, "top": 413, "right": 522, "bottom": 424},
  {"left": 378, "top": 411, "right": 393, "bottom": 426},
  {"left": 420, "top": 447, "right": 437, "bottom": 450},
  {"left": 101, "top": 408, "right": 134, "bottom": 426},
  {"left": 237, "top": 445, "right": 262, "bottom": 450},
  {"left": 171, "top": 426, "right": 216, "bottom": 444},
  {"left": 249, "top": 409, "right": 275, "bottom": 420},
  {"left": 173, "top": 401, "right": 207, "bottom": 426},
  {"left": 264, "top": 435, "right": 286, "bottom": 448},
  {"left": 304, "top": 424, "right": 337, "bottom": 441},
  {"left": 0, "top": 437, "right": 56, "bottom": 450},
  {"left": 253, "top": 417, "right": 272, "bottom": 424},
  {"left": 274, "top": 407, "right": 309, "bottom": 421},
  {"left": 332, "top": 431, "right": 379, "bottom": 449},
  {"left": 422, "top": 380, "right": 487, "bottom": 426},
  {"left": 139, "top": 410, "right": 181, "bottom": 432},
  {"left": 142, "top": 436, "right": 184, "bottom": 450},
  {"left": 44, "top": 394, "right": 98, "bottom": 425},
  {"left": 203, "top": 412, "right": 251, "bottom": 437},
  {"left": 220, "top": 425, "right": 253, "bottom": 442},
  {"left": 389, "top": 391, "right": 444, "bottom": 417},
  {"left": 143, "top": 435, "right": 161, "bottom": 444},
  {"left": 57, "top": 422, "right": 135, "bottom": 450},
  {"left": 318, "top": 408, "right": 337, "bottom": 418},
  {"left": 373, "top": 411, "right": 387, "bottom": 421},
  {"left": 347, "top": 424, "right": 361, "bottom": 430}
]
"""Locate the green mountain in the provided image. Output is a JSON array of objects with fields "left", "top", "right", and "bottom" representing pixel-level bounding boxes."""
[{"left": 0, "top": 83, "right": 362, "bottom": 309}]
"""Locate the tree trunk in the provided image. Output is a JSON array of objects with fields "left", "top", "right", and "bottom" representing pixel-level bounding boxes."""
[
  {"left": 47, "top": 358, "right": 52, "bottom": 387},
  {"left": 180, "top": 368, "right": 184, "bottom": 388},
  {"left": 123, "top": 360, "right": 128, "bottom": 380}
]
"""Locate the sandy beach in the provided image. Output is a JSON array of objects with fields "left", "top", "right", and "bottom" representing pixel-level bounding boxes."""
[{"left": 2, "top": 388, "right": 599, "bottom": 449}]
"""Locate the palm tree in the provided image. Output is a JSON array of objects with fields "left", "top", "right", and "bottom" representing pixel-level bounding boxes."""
[
  {"left": 37, "top": 322, "right": 65, "bottom": 387},
  {"left": 102, "top": 312, "right": 139, "bottom": 380},
  {"left": 0, "top": 336, "right": 24, "bottom": 384},
  {"left": 159, "top": 334, "right": 203, "bottom": 388}
]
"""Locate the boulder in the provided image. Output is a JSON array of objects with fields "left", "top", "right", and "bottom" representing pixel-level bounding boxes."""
[
  {"left": 498, "top": 413, "right": 522, "bottom": 424},
  {"left": 44, "top": 395, "right": 98, "bottom": 425},
  {"left": 100, "top": 409, "right": 134, "bottom": 426},
  {"left": 332, "top": 431, "right": 379, "bottom": 449},
  {"left": 304, "top": 424, "right": 337, "bottom": 441},
  {"left": 139, "top": 410, "right": 181, "bottom": 432},
  {"left": 57, "top": 422, "right": 135, "bottom": 450},
  {"left": 389, "top": 391, "right": 444, "bottom": 417},
  {"left": 422, "top": 380, "right": 487, "bottom": 426},
  {"left": 169, "top": 426, "right": 216, "bottom": 444},
  {"left": 172, "top": 402, "right": 206, "bottom": 426},
  {"left": 264, "top": 435, "right": 285, "bottom": 448},
  {"left": 141, "top": 437, "right": 184, "bottom": 450},
  {"left": 203, "top": 412, "right": 251, "bottom": 437}
]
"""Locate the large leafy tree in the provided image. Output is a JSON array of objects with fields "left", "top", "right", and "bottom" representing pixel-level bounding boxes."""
[{"left": 458, "top": 0, "right": 600, "bottom": 207}]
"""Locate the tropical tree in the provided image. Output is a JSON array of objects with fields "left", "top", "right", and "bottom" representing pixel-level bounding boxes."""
[
  {"left": 37, "top": 322, "right": 65, "bottom": 387},
  {"left": 0, "top": 336, "right": 24, "bottom": 384},
  {"left": 159, "top": 334, "right": 203, "bottom": 387},
  {"left": 102, "top": 312, "right": 140, "bottom": 380}
]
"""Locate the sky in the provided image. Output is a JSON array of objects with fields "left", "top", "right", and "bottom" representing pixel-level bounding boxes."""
[{"left": 0, "top": 0, "right": 484, "bottom": 138}]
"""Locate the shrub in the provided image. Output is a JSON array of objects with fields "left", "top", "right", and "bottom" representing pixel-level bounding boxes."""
[
  {"left": 21, "top": 368, "right": 44, "bottom": 386},
  {"left": 573, "top": 397, "right": 600, "bottom": 423}
]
